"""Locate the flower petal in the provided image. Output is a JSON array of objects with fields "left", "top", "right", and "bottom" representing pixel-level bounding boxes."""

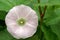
[
  {"left": 26, "top": 10, "right": 38, "bottom": 29},
  {"left": 13, "top": 5, "right": 33, "bottom": 18}
]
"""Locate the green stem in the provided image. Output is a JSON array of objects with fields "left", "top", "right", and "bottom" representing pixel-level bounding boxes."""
[
  {"left": 38, "top": 0, "right": 42, "bottom": 16},
  {"left": 37, "top": 0, "right": 47, "bottom": 40}
]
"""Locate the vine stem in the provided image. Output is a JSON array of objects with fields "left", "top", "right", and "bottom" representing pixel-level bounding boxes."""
[
  {"left": 38, "top": 0, "right": 42, "bottom": 16},
  {"left": 37, "top": 0, "right": 47, "bottom": 40}
]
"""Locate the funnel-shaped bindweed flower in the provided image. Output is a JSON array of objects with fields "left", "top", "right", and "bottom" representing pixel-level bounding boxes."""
[{"left": 5, "top": 5, "right": 38, "bottom": 39}]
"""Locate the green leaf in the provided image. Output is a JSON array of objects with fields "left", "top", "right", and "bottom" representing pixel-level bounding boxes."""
[
  {"left": 44, "top": 6, "right": 60, "bottom": 40},
  {"left": 0, "top": 29, "right": 15, "bottom": 40},
  {"left": 49, "top": 8, "right": 60, "bottom": 40},
  {"left": 41, "top": 23, "right": 58, "bottom": 40},
  {"left": 0, "top": 0, "right": 37, "bottom": 12},
  {"left": 44, "top": 6, "right": 57, "bottom": 23},
  {"left": 0, "top": 0, "right": 13, "bottom": 12},
  {"left": 40, "top": 0, "right": 60, "bottom": 6}
]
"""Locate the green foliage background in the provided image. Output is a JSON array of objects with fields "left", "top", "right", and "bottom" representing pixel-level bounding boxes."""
[{"left": 0, "top": 0, "right": 60, "bottom": 40}]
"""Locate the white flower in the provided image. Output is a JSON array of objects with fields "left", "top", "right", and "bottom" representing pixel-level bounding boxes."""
[{"left": 5, "top": 5, "right": 38, "bottom": 39}]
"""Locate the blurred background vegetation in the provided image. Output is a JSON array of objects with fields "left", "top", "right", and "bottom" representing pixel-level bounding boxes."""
[{"left": 0, "top": 0, "right": 60, "bottom": 40}]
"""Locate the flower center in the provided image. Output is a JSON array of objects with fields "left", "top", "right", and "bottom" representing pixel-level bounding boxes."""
[{"left": 17, "top": 18, "right": 26, "bottom": 26}]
